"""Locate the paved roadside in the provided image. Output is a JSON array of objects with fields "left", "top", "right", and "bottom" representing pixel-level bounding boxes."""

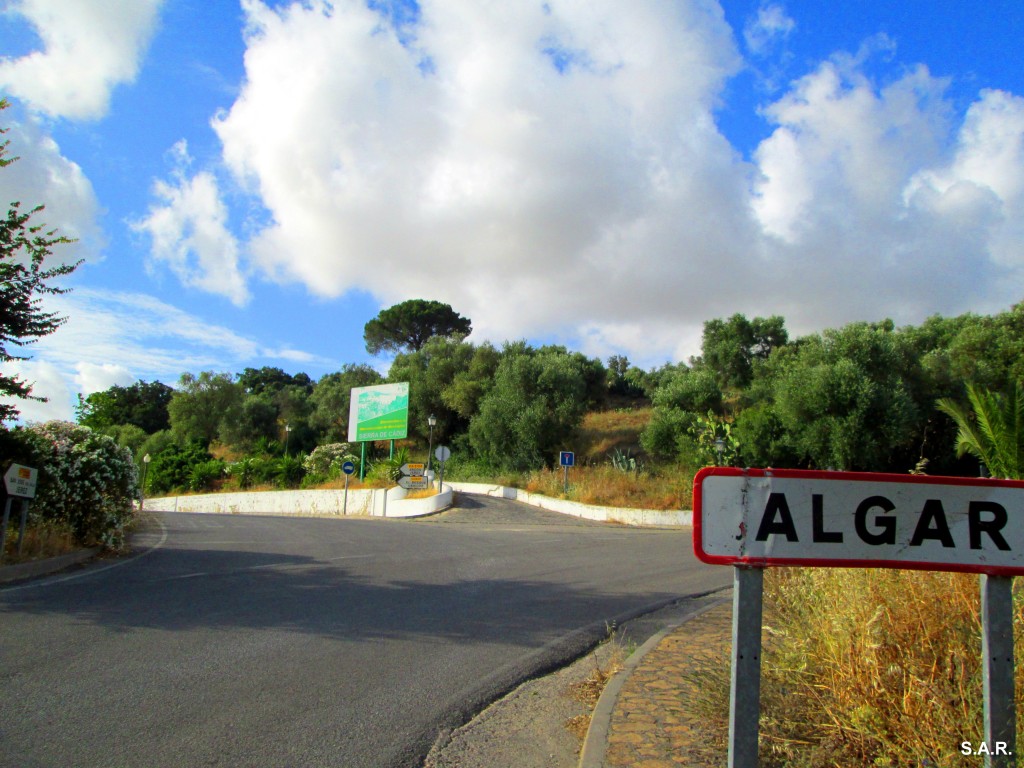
[
  {"left": 0, "top": 547, "right": 99, "bottom": 583},
  {"left": 583, "top": 598, "right": 733, "bottom": 768}
]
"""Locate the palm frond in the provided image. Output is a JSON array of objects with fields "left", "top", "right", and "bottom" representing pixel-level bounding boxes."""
[{"left": 937, "top": 382, "right": 1024, "bottom": 479}]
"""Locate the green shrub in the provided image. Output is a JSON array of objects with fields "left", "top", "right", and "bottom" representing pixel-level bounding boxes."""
[
  {"left": 227, "top": 457, "right": 256, "bottom": 489},
  {"left": 302, "top": 443, "right": 357, "bottom": 477},
  {"left": 147, "top": 441, "right": 212, "bottom": 495},
  {"left": 10, "top": 421, "right": 137, "bottom": 550},
  {"left": 367, "top": 448, "right": 409, "bottom": 484},
  {"left": 274, "top": 455, "right": 305, "bottom": 488},
  {"left": 189, "top": 459, "right": 226, "bottom": 492}
]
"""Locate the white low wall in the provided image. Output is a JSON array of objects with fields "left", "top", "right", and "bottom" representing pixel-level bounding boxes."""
[
  {"left": 447, "top": 482, "right": 692, "bottom": 527},
  {"left": 143, "top": 483, "right": 690, "bottom": 526},
  {"left": 145, "top": 486, "right": 453, "bottom": 519}
]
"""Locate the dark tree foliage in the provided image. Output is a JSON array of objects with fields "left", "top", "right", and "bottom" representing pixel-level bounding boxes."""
[
  {"left": 146, "top": 441, "right": 214, "bottom": 496},
  {"left": 0, "top": 102, "right": 82, "bottom": 422},
  {"left": 467, "top": 344, "right": 596, "bottom": 471},
  {"left": 238, "top": 366, "right": 312, "bottom": 395},
  {"left": 363, "top": 299, "right": 472, "bottom": 355},
  {"left": 167, "top": 371, "right": 243, "bottom": 446},
  {"left": 76, "top": 380, "right": 173, "bottom": 434},
  {"left": 698, "top": 314, "right": 788, "bottom": 390}
]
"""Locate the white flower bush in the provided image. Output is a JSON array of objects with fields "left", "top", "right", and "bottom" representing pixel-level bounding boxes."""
[
  {"left": 302, "top": 443, "right": 358, "bottom": 478},
  {"left": 21, "top": 421, "right": 138, "bottom": 550}
]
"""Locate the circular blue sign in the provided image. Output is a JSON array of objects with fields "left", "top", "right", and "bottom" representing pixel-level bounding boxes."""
[{"left": 341, "top": 461, "right": 356, "bottom": 475}]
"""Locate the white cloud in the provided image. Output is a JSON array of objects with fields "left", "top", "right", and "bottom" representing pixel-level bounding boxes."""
[
  {"left": 214, "top": 0, "right": 750, "bottom": 360},
  {"left": 169, "top": 2, "right": 1024, "bottom": 363},
  {"left": 744, "top": 3, "right": 796, "bottom": 56},
  {"left": 0, "top": 360, "right": 74, "bottom": 422},
  {"left": 0, "top": 288, "right": 329, "bottom": 424},
  {"left": 0, "top": 117, "right": 103, "bottom": 264},
  {"left": 0, "top": 0, "right": 163, "bottom": 120},
  {"left": 74, "top": 362, "right": 135, "bottom": 396},
  {"left": 750, "top": 58, "right": 1024, "bottom": 333},
  {"left": 133, "top": 141, "right": 250, "bottom": 306},
  {"left": 904, "top": 89, "right": 1024, "bottom": 271}
]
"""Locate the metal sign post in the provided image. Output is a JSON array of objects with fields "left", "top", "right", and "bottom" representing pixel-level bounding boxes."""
[
  {"left": 1, "top": 497, "right": 13, "bottom": 563},
  {"left": 729, "top": 566, "right": 764, "bottom": 768},
  {"left": 982, "top": 574, "right": 1016, "bottom": 767},
  {"left": 3, "top": 464, "right": 38, "bottom": 563},
  {"left": 341, "top": 461, "right": 355, "bottom": 515},
  {"left": 693, "top": 467, "right": 1024, "bottom": 766},
  {"left": 559, "top": 451, "right": 574, "bottom": 494},
  {"left": 435, "top": 446, "right": 451, "bottom": 493}
]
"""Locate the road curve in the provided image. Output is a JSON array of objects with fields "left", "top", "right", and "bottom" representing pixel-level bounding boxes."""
[{"left": 0, "top": 496, "right": 728, "bottom": 768}]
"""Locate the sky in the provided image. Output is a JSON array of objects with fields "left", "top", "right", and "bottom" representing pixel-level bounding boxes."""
[{"left": 1, "top": 0, "right": 1022, "bottom": 423}]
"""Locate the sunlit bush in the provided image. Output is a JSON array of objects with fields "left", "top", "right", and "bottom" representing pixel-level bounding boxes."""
[{"left": 18, "top": 421, "right": 137, "bottom": 550}]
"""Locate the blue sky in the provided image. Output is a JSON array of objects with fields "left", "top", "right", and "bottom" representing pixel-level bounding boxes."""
[{"left": 1, "top": 0, "right": 1022, "bottom": 422}]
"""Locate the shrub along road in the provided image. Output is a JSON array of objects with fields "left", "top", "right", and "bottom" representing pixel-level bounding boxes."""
[{"left": 0, "top": 496, "right": 728, "bottom": 768}]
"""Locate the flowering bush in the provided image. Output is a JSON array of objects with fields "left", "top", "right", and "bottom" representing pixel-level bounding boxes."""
[
  {"left": 302, "top": 443, "right": 357, "bottom": 478},
  {"left": 19, "top": 421, "right": 138, "bottom": 550}
]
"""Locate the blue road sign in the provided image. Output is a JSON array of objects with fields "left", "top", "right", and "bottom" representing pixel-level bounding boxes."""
[
  {"left": 341, "top": 461, "right": 356, "bottom": 475},
  {"left": 559, "top": 451, "right": 575, "bottom": 467}
]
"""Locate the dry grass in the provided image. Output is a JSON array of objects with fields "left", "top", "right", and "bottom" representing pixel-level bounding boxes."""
[
  {"left": 575, "top": 407, "right": 652, "bottom": 462},
  {"left": 524, "top": 464, "right": 692, "bottom": 510},
  {"left": 2, "top": 520, "right": 79, "bottom": 563},
  {"left": 679, "top": 568, "right": 1024, "bottom": 766},
  {"left": 564, "top": 640, "right": 629, "bottom": 742},
  {"left": 404, "top": 488, "right": 439, "bottom": 499}
]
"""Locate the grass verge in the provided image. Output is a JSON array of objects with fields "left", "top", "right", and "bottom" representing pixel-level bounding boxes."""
[{"left": 686, "top": 567, "right": 1024, "bottom": 766}]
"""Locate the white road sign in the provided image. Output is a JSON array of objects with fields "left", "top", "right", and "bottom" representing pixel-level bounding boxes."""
[
  {"left": 4, "top": 464, "right": 38, "bottom": 499},
  {"left": 694, "top": 467, "right": 1024, "bottom": 575}
]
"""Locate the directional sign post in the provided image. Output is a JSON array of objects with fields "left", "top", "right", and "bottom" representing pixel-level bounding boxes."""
[
  {"left": 341, "top": 461, "right": 355, "bottom": 515},
  {"left": 435, "top": 446, "right": 451, "bottom": 493},
  {"left": 398, "top": 475, "right": 430, "bottom": 490},
  {"left": 559, "top": 451, "right": 574, "bottom": 494},
  {"left": 694, "top": 467, "right": 1024, "bottom": 768},
  {"left": 398, "top": 462, "right": 429, "bottom": 491},
  {"left": 2, "top": 464, "right": 38, "bottom": 563}
]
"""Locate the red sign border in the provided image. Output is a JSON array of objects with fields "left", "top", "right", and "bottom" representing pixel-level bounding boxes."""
[{"left": 693, "top": 467, "right": 1024, "bottom": 576}]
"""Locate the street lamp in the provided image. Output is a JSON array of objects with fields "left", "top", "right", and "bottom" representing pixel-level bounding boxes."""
[
  {"left": 427, "top": 414, "right": 437, "bottom": 482},
  {"left": 141, "top": 453, "right": 151, "bottom": 510},
  {"left": 285, "top": 423, "right": 292, "bottom": 456},
  {"left": 714, "top": 438, "right": 725, "bottom": 467}
]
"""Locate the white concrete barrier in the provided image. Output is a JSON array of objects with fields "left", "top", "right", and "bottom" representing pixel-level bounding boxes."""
[
  {"left": 145, "top": 485, "right": 453, "bottom": 518},
  {"left": 447, "top": 482, "right": 691, "bottom": 527},
  {"left": 143, "top": 483, "right": 689, "bottom": 526}
]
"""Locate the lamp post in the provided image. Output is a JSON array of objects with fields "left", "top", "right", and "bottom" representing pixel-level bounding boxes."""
[
  {"left": 285, "top": 423, "right": 292, "bottom": 456},
  {"left": 427, "top": 414, "right": 437, "bottom": 484},
  {"left": 714, "top": 437, "right": 726, "bottom": 467},
  {"left": 141, "top": 453, "right": 151, "bottom": 510}
]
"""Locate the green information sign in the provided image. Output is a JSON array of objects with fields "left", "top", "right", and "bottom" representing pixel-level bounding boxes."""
[{"left": 348, "top": 382, "right": 409, "bottom": 442}]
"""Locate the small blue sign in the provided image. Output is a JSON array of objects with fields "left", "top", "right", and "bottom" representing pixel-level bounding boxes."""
[
  {"left": 559, "top": 451, "right": 575, "bottom": 467},
  {"left": 341, "top": 461, "right": 356, "bottom": 475}
]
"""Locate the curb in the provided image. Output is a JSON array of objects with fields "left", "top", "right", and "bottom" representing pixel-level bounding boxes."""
[
  {"left": 578, "top": 593, "right": 734, "bottom": 768},
  {"left": 0, "top": 547, "right": 100, "bottom": 584}
]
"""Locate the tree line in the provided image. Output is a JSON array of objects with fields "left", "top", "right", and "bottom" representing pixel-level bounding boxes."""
[
  {"left": 69, "top": 299, "right": 1024, "bottom": 495},
  {"left": 644, "top": 307, "right": 1024, "bottom": 475}
]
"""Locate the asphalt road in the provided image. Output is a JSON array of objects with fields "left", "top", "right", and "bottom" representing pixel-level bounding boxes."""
[{"left": 0, "top": 496, "right": 728, "bottom": 768}]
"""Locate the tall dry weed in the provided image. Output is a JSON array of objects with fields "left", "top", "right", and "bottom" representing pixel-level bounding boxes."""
[
  {"left": 523, "top": 465, "right": 691, "bottom": 509},
  {"left": 2, "top": 519, "right": 78, "bottom": 562},
  {"left": 760, "top": 567, "right": 1022, "bottom": 767}
]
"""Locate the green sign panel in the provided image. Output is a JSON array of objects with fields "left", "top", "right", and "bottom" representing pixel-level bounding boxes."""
[{"left": 348, "top": 382, "right": 409, "bottom": 442}]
